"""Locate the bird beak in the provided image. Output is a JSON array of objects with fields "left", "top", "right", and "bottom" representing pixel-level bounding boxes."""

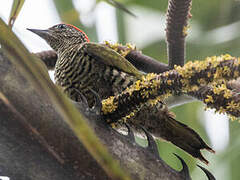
[{"left": 27, "top": 28, "right": 50, "bottom": 39}]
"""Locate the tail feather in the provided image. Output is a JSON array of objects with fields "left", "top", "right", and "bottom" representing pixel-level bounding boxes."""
[
  {"left": 158, "top": 116, "right": 214, "bottom": 164},
  {"left": 137, "top": 113, "right": 214, "bottom": 164}
]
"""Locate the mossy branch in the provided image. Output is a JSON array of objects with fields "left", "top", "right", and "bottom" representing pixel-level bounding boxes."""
[
  {"left": 102, "top": 55, "right": 240, "bottom": 123},
  {"left": 33, "top": 47, "right": 240, "bottom": 120},
  {"left": 189, "top": 84, "right": 240, "bottom": 118}
]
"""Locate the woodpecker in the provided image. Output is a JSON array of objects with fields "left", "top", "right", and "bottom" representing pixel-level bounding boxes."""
[{"left": 28, "top": 24, "right": 214, "bottom": 163}]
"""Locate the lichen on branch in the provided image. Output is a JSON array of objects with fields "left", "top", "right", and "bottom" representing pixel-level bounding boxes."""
[
  {"left": 102, "top": 54, "right": 240, "bottom": 124},
  {"left": 189, "top": 84, "right": 240, "bottom": 120}
]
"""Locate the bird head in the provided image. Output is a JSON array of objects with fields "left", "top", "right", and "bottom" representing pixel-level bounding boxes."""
[{"left": 27, "top": 24, "right": 89, "bottom": 51}]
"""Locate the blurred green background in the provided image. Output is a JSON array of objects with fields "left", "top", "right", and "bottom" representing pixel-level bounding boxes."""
[{"left": 2, "top": 0, "right": 240, "bottom": 179}]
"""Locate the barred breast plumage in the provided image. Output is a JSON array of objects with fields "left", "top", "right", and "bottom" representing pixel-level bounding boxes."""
[{"left": 54, "top": 44, "right": 137, "bottom": 106}]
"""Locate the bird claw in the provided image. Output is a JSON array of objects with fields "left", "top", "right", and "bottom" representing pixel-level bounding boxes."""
[
  {"left": 88, "top": 88, "right": 102, "bottom": 115},
  {"left": 174, "top": 154, "right": 216, "bottom": 180},
  {"left": 73, "top": 88, "right": 102, "bottom": 115},
  {"left": 115, "top": 124, "right": 161, "bottom": 158},
  {"left": 197, "top": 165, "right": 216, "bottom": 180},
  {"left": 174, "top": 153, "right": 191, "bottom": 180},
  {"left": 124, "top": 123, "right": 135, "bottom": 141},
  {"left": 73, "top": 88, "right": 89, "bottom": 110},
  {"left": 138, "top": 125, "right": 160, "bottom": 158}
]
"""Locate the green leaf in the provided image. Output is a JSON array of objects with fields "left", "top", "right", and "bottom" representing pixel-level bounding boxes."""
[
  {"left": 8, "top": 0, "right": 25, "bottom": 28},
  {"left": 97, "top": 0, "right": 136, "bottom": 17},
  {"left": 0, "top": 18, "right": 131, "bottom": 180},
  {"left": 107, "top": 0, "right": 136, "bottom": 17}
]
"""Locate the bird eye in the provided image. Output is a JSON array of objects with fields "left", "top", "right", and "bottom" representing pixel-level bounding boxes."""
[{"left": 57, "top": 24, "right": 66, "bottom": 29}]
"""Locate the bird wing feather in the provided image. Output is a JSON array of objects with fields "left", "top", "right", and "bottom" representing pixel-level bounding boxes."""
[{"left": 81, "top": 42, "right": 144, "bottom": 79}]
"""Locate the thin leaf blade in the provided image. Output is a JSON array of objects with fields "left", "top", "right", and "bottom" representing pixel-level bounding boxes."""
[
  {"left": 8, "top": 0, "right": 25, "bottom": 28},
  {"left": 98, "top": 0, "right": 137, "bottom": 17}
]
